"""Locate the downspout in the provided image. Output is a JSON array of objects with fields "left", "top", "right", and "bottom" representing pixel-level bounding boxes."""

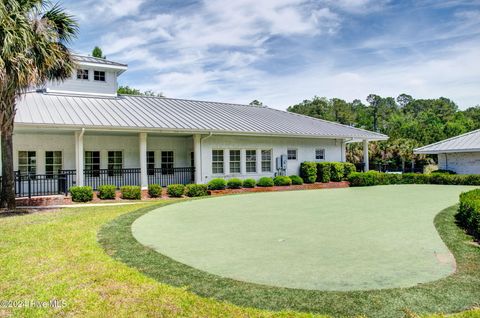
[
  {"left": 199, "top": 132, "right": 213, "bottom": 183},
  {"left": 445, "top": 153, "right": 448, "bottom": 171}
]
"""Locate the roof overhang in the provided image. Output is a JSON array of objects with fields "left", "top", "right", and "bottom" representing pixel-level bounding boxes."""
[
  {"left": 414, "top": 148, "right": 480, "bottom": 155},
  {"left": 74, "top": 61, "right": 128, "bottom": 75}
]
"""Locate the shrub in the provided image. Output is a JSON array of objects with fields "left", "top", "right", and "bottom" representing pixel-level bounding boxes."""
[
  {"left": 344, "top": 163, "right": 356, "bottom": 178},
  {"left": 348, "top": 171, "right": 480, "bottom": 187},
  {"left": 243, "top": 178, "right": 256, "bottom": 188},
  {"left": 227, "top": 178, "right": 243, "bottom": 189},
  {"left": 185, "top": 184, "right": 208, "bottom": 197},
  {"left": 330, "top": 162, "right": 344, "bottom": 182},
  {"left": 432, "top": 169, "right": 456, "bottom": 175},
  {"left": 257, "top": 177, "right": 274, "bottom": 187},
  {"left": 208, "top": 178, "right": 227, "bottom": 190},
  {"left": 69, "top": 186, "right": 93, "bottom": 202},
  {"left": 317, "top": 162, "right": 331, "bottom": 183},
  {"left": 300, "top": 162, "right": 317, "bottom": 183},
  {"left": 289, "top": 175, "right": 304, "bottom": 185},
  {"left": 121, "top": 186, "right": 141, "bottom": 200},
  {"left": 167, "top": 184, "right": 185, "bottom": 197},
  {"left": 148, "top": 184, "right": 162, "bottom": 198},
  {"left": 98, "top": 184, "right": 116, "bottom": 200},
  {"left": 273, "top": 176, "right": 292, "bottom": 186},
  {"left": 456, "top": 189, "right": 480, "bottom": 241}
]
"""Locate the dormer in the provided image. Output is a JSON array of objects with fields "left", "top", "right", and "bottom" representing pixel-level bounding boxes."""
[{"left": 44, "top": 55, "right": 128, "bottom": 97}]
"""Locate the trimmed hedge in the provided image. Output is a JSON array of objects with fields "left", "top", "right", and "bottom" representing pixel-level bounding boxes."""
[
  {"left": 121, "top": 186, "right": 141, "bottom": 200},
  {"left": 344, "top": 163, "right": 356, "bottom": 178},
  {"left": 98, "top": 184, "right": 116, "bottom": 200},
  {"left": 432, "top": 169, "right": 456, "bottom": 175},
  {"left": 208, "top": 178, "right": 227, "bottom": 190},
  {"left": 69, "top": 186, "right": 93, "bottom": 202},
  {"left": 148, "top": 184, "right": 162, "bottom": 198},
  {"left": 330, "top": 162, "right": 346, "bottom": 182},
  {"left": 167, "top": 184, "right": 185, "bottom": 197},
  {"left": 456, "top": 189, "right": 480, "bottom": 241},
  {"left": 348, "top": 171, "right": 480, "bottom": 187},
  {"left": 289, "top": 175, "right": 304, "bottom": 185},
  {"left": 317, "top": 162, "right": 331, "bottom": 183},
  {"left": 257, "top": 177, "right": 274, "bottom": 187},
  {"left": 185, "top": 184, "right": 208, "bottom": 197},
  {"left": 300, "top": 162, "right": 317, "bottom": 183},
  {"left": 243, "top": 178, "right": 256, "bottom": 188},
  {"left": 227, "top": 178, "right": 243, "bottom": 189},
  {"left": 273, "top": 176, "right": 292, "bottom": 186}
]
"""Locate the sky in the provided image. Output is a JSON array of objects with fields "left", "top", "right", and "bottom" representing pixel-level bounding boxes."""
[{"left": 63, "top": 0, "right": 480, "bottom": 110}]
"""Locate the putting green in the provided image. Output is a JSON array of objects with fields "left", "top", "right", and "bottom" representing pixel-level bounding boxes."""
[{"left": 132, "top": 185, "right": 476, "bottom": 291}]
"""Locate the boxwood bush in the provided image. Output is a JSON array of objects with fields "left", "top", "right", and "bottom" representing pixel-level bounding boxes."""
[
  {"left": 69, "top": 186, "right": 93, "bottom": 202},
  {"left": 98, "top": 184, "right": 116, "bottom": 200},
  {"left": 185, "top": 184, "right": 208, "bottom": 197},
  {"left": 227, "top": 178, "right": 243, "bottom": 189},
  {"left": 330, "top": 162, "right": 345, "bottom": 182},
  {"left": 208, "top": 178, "right": 227, "bottom": 190},
  {"left": 289, "top": 175, "right": 304, "bottom": 185},
  {"left": 273, "top": 176, "right": 292, "bottom": 186},
  {"left": 300, "top": 162, "right": 317, "bottom": 183},
  {"left": 257, "top": 177, "right": 274, "bottom": 187},
  {"left": 243, "top": 178, "right": 256, "bottom": 188},
  {"left": 317, "top": 162, "right": 331, "bottom": 183},
  {"left": 348, "top": 171, "right": 480, "bottom": 187},
  {"left": 344, "top": 162, "right": 356, "bottom": 178},
  {"left": 121, "top": 186, "right": 141, "bottom": 200},
  {"left": 148, "top": 184, "right": 162, "bottom": 198},
  {"left": 167, "top": 184, "right": 185, "bottom": 197},
  {"left": 456, "top": 189, "right": 480, "bottom": 241}
]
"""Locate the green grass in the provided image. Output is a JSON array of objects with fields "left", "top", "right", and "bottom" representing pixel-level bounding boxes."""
[{"left": 100, "top": 186, "right": 480, "bottom": 318}]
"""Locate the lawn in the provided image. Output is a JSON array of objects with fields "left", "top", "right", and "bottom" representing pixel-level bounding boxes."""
[{"left": 0, "top": 186, "right": 478, "bottom": 318}]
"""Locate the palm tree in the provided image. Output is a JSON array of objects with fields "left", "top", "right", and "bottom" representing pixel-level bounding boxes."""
[{"left": 0, "top": 0, "right": 78, "bottom": 209}]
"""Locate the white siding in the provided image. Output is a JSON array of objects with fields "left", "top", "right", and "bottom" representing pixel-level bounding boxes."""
[
  {"left": 45, "top": 67, "right": 118, "bottom": 96},
  {"left": 438, "top": 152, "right": 480, "bottom": 174}
]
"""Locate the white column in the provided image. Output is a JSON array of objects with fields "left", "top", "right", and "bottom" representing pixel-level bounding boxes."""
[
  {"left": 341, "top": 140, "right": 347, "bottom": 162},
  {"left": 193, "top": 134, "right": 202, "bottom": 183},
  {"left": 363, "top": 139, "right": 369, "bottom": 172},
  {"left": 139, "top": 132, "right": 148, "bottom": 190},
  {"left": 224, "top": 149, "right": 230, "bottom": 175},
  {"left": 240, "top": 149, "right": 246, "bottom": 175},
  {"left": 75, "top": 131, "right": 84, "bottom": 186},
  {"left": 256, "top": 149, "right": 262, "bottom": 174}
]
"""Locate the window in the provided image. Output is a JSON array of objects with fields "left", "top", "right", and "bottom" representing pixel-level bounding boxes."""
[
  {"left": 287, "top": 149, "right": 297, "bottom": 160},
  {"left": 108, "top": 151, "right": 123, "bottom": 176},
  {"left": 147, "top": 151, "right": 155, "bottom": 175},
  {"left": 94, "top": 70, "right": 105, "bottom": 81},
  {"left": 45, "top": 151, "right": 62, "bottom": 178},
  {"left": 261, "top": 150, "right": 272, "bottom": 172},
  {"left": 315, "top": 149, "right": 325, "bottom": 160},
  {"left": 76, "top": 69, "right": 88, "bottom": 80},
  {"left": 85, "top": 151, "right": 100, "bottom": 177},
  {"left": 229, "top": 150, "right": 241, "bottom": 173},
  {"left": 246, "top": 150, "right": 257, "bottom": 173},
  {"left": 161, "top": 151, "right": 174, "bottom": 175},
  {"left": 212, "top": 150, "right": 224, "bottom": 174},
  {"left": 18, "top": 151, "right": 36, "bottom": 175}
]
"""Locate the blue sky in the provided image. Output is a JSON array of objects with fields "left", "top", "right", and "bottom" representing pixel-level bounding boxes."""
[{"left": 64, "top": 0, "right": 480, "bottom": 110}]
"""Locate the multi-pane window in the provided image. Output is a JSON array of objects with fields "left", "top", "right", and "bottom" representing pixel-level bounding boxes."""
[
  {"left": 161, "top": 151, "right": 174, "bottom": 174},
  {"left": 45, "top": 151, "right": 62, "bottom": 178},
  {"left": 18, "top": 151, "right": 36, "bottom": 175},
  {"left": 212, "top": 150, "right": 224, "bottom": 174},
  {"left": 147, "top": 151, "right": 155, "bottom": 175},
  {"left": 94, "top": 70, "right": 105, "bottom": 81},
  {"left": 108, "top": 151, "right": 123, "bottom": 176},
  {"left": 85, "top": 151, "right": 100, "bottom": 177},
  {"left": 287, "top": 149, "right": 297, "bottom": 160},
  {"left": 229, "top": 150, "right": 241, "bottom": 173},
  {"left": 246, "top": 150, "right": 257, "bottom": 173},
  {"left": 315, "top": 149, "right": 325, "bottom": 160},
  {"left": 261, "top": 150, "right": 272, "bottom": 172},
  {"left": 77, "top": 69, "right": 89, "bottom": 80}
]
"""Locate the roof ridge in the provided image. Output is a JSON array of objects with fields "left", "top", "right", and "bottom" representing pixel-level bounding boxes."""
[
  {"left": 119, "top": 94, "right": 266, "bottom": 108},
  {"left": 414, "top": 128, "right": 480, "bottom": 151}
]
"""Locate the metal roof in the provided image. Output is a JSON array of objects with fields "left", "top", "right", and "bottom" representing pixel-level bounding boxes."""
[
  {"left": 15, "top": 92, "right": 388, "bottom": 140},
  {"left": 414, "top": 129, "right": 480, "bottom": 154},
  {"left": 72, "top": 54, "right": 128, "bottom": 68}
]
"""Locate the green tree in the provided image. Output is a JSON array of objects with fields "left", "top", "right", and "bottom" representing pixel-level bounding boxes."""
[
  {"left": 249, "top": 100, "right": 264, "bottom": 106},
  {"left": 0, "top": 0, "right": 78, "bottom": 209},
  {"left": 117, "top": 86, "right": 164, "bottom": 97},
  {"left": 92, "top": 46, "right": 105, "bottom": 59}
]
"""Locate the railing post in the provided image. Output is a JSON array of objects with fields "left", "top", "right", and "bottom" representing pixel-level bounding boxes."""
[{"left": 28, "top": 173, "right": 32, "bottom": 199}]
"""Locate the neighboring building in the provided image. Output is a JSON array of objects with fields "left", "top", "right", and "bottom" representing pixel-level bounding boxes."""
[
  {"left": 1, "top": 55, "right": 387, "bottom": 197},
  {"left": 414, "top": 129, "right": 480, "bottom": 174}
]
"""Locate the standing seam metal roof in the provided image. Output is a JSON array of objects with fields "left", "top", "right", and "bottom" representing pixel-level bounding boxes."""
[
  {"left": 15, "top": 92, "right": 388, "bottom": 140},
  {"left": 414, "top": 129, "right": 480, "bottom": 154}
]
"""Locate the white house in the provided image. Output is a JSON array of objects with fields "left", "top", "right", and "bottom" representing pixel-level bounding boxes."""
[
  {"left": 414, "top": 129, "right": 480, "bottom": 174},
  {"left": 1, "top": 55, "right": 387, "bottom": 197}
]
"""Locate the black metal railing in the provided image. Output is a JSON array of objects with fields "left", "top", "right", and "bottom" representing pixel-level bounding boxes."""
[
  {"left": 355, "top": 162, "right": 424, "bottom": 173},
  {"left": 147, "top": 167, "right": 195, "bottom": 186},
  {"left": 0, "top": 172, "right": 70, "bottom": 198},
  {"left": 83, "top": 168, "right": 141, "bottom": 190}
]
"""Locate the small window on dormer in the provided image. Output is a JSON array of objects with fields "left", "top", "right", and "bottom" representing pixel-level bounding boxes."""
[
  {"left": 94, "top": 71, "right": 105, "bottom": 82},
  {"left": 77, "top": 69, "right": 88, "bottom": 80}
]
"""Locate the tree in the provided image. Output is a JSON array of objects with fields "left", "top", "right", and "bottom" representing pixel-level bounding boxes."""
[
  {"left": 0, "top": 0, "right": 78, "bottom": 209},
  {"left": 117, "top": 86, "right": 164, "bottom": 97},
  {"left": 249, "top": 100, "right": 264, "bottom": 106},
  {"left": 366, "top": 94, "right": 382, "bottom": 132},
  {"left": 92, "top": 46, "right": 105, "bottom": 59}
]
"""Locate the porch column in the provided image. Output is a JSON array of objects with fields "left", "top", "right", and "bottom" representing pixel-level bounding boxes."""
[
  {"left": 341, "top": 140, "right": 347, "bottom": 162},
  {"left": 193, "top": 134, "right": 202, "bottom": 183},
  {"left": 363, "top": 139, "right": 369, "bottom": 172},
  {"left": 139, "top": 132, "right": 148, "bottom": 190},
  {"left": 75, "top": 131, "right": 84, "bottom": 186}
]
